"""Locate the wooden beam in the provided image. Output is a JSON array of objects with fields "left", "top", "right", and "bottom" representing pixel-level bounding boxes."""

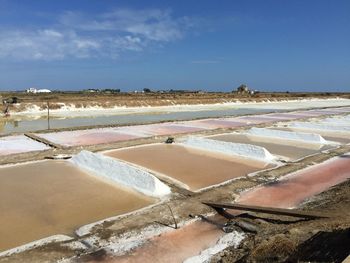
[
  {"left": 24, "top": 133, "right": 62, "bottom": 149},
  {"left": 203, "top": 202, "right": 329, "bottom": 219}
]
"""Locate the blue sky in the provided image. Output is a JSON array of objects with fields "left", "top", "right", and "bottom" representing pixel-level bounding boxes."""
[{"left": 0, "top": 0, "right": 349, "bottom": 92}]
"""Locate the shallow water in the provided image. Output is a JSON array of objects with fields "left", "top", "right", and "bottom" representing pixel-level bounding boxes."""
[
  {"left": 104, "top": 217, "right": 227, "bottom": 263},
  {"left": 237, "top": 154, "right": 350, "bottom": 208},
  {"left": 3, "top": 99, "right": 350, "bottom": 135},
  {"left": 102, "top": 154, "right": 350, "bottom": 263},
  {"left": 264, "top": 113, "right": 313, "bottom": 120},
  {"left": 105, "top": 144, "right": 271, "bottom": 190},
  {"left": 275, "top": 127, "right": 350, "bottom": 144},
  {"left": 131, "top": 123, "right": 204, "bottom": 136},
  {"left": 37, "top": 129, "right": 144, "bottom": 147},
  {"left": 0, "top": 108, "right": 274, "bottom": 134},
  {"left": 210, "top": 133, "right": 333, "bottom": 160},
  {"left": 0, "top": 135, "right": 49, "bottom": 155},
  {"left": 95, "top": 153, "right": 350, "bottom": 263},
  {"left": 184, "top": 119, "right": 248, "bottom": 129},
  {"left": 0, "top": 160, "right": 155, "bottom": 251}
]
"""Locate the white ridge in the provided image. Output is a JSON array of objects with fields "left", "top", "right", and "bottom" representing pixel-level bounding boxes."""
[
  {"left": 289, "top": 122, "right": 350, "bottom": 133},
  {"left": 320, "top": 117, "right": 350, "bottom": 126},
  {"left": 246, "top": 127, "right": 330, "bottom": 144},
  {"left": 181, "top": 136, "right": 276, "bottom": 163},
  {"left": 70, "top": 151, "right": 171, "bottom": 198},
  {"left": 0, "top": 235, "right": 72, "bottom": 257},
  {"left": 183, "top": 231, "right": 245, "bottom": 263}
]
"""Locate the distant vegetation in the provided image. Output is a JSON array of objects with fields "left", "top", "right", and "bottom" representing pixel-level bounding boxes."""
[{"left": 82, "top": 88, "right": 121, "bottom": 93}]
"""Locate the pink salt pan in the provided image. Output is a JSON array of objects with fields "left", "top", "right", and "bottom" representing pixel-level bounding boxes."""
[
  {"left": 36, "top": 130, "right": 142, "bottom": 147},
  {"left": 295, "top": 111, "right": 332, "bottom": 117},
  {"left": 101, "top": 217, "right": 227, "bottom": 263},
  {"left": 237, "top": 155, "right": 350, "bottom": 208},
  {"left": 0, "top": 135, "right": 49, "bottom": 156},
  {"left": 264, "top": 113, "right": 311, "bottom": 120},
  {"left": 232, "top": 115, "right": 282, "bottom": 124},
  {"left": 135, "top": 123, "right": 204, "bottom": 136},
  {"left": 184, "top": 119, "right": 248, "bottom": 129},
  {"left": 326, "top": 108, "right": 350, "bottom": 113},
  {"left": 307, "top": 110, "right": 345, "bottom": 115}
]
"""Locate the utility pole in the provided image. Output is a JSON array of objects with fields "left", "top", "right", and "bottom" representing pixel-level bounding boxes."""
[{"left": 47, "top": 100, "right": 50, "bottom": 130}]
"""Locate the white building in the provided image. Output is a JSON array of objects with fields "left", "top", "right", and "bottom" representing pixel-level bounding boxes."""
[
  {"left": 37, "top": 89, "right": 51, "bottom": 93},
  {"left": 26, "top": 88, "right": 37, "bottom": 93},
  {"left": 26, "top": 88, "right": 51, "bottom": 93}
]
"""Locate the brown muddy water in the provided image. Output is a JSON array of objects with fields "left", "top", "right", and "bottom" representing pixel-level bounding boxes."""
[
  {"left": 209, "top": 133, "right": 334, "bottom": 161},
  {"left": 0, "top": 161, "right": 155, "bottom": 251},
  {"left": 105, "top": 144, "right": 272, "bottom": 191}
]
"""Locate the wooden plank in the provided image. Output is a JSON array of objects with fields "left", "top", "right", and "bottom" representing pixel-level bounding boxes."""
[
  {"left": 24, "top": 133, "right": 62, "bottom": 149},
  {"left": 203, "top": 202, "right": 329, "bottom": 219}
]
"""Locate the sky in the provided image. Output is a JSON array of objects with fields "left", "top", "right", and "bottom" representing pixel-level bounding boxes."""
[{"left": 0, "top": 0, "right": 349, "bottom": 92}]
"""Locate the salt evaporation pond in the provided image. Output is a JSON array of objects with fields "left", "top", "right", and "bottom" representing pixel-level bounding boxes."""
[
  {"left": 36, "top": 129, "right": 145, "bottom": 147},
  {"left": 0, "top": 135, "right": 50, "bottom": 156},
  {"left": 183, "top": 119, "right": 248, "bottom": 129},
  {"left": 209, "top": 133, "right": 333, "bottom": 161},
  {"left": 35, "top": 123, "right": 204, "bottom": 147},
  {"left": 230, "top": 115, "right": 282, "bottom": 124},
  {"left": 262, "top": 112, "right": 314, "bottom": 120},
  {"left": 0, "top": 107, "right": 273, "bottom": 135},
  {"left": 237, "top": 153, "right": 350, "bottom": 208},
  {"left": 104, "top": 153, "right": 350, "bottom": 263},
  {"left": 111, "top": 216, "right": 243, "bottom": 263},
  {"left": 0, "top": 160, "right": 155, "bottom": 251},
  {"left": 273, "top": 127, "right": 350, "bottom": 144},
  {"left": 3, "top": 99, "right": 350, "bottom": 135},
  {"left": 128, "top": 123, "right": 204, "bottom": 136},
  {"left": 105, "top": 144, "right": 273, "bottom": 191}
]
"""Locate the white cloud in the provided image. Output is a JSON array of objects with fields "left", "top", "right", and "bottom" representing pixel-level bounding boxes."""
[
  {"left": 0, "top": 29, "right": 101, "bottom": 60},
  {"left": 0, "top": 8, "right": 196, "bottom": 61},
  {"left": 60, "top": 8, "right": 188, "bottom": 41}
]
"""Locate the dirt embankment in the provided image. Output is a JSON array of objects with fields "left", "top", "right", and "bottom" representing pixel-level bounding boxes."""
[{"left": 1, "top": 92, "right": 349, "bottom": 113}]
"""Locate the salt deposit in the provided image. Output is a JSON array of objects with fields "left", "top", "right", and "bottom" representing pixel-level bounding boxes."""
[
  {"left": 289, "top": 122, "right": 350, "bottom": 133},
  {"left": 181, "top": 136, "right": 276, "bottom": 163},
  {"left": 70, "top": 151, "right": 171, "bottom": 198},
  {"left": 0, "top": 235, "right": 72, "bottom": 257},
  {"left": 0, "top": 135, "right": 50, "bottom": 155},
  {"left": 13, "top": 98, "right": 350, "bottom": 118},
  {"left": 246, "top": 127, "right": 331, "bottom": 144},
  {"left": 183, "top": 231, "right": 245, "bottom": 263},
  {"left": 320, "top": 117, "right": 350, "bottom": 126}
]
